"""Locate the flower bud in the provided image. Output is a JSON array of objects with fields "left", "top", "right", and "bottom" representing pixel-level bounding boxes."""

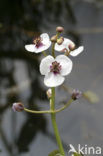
[
  {"left": 51, "top": 35, "right": 57, "bottom": 42},
  {"left": 71, "top": 89, "right": 82, "bottom": 100},
  {"left": 56, "top": 26, "right": 64, "bottom": 33},
  {"left": 12, "top": 102, "right": 24, "bottom": 112},
  {"left": 46, "top": 89, "right": 52, "bottom": 99},
  {"left": 57, "top": 37, "right": 64, "bottom": 45},
  {"left": 68, "top": 43, "right": 75, "bottom": 51}
]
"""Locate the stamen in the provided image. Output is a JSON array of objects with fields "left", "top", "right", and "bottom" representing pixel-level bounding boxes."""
[
  {"left": 50, "top": 61, "right": 61, "bottom": 75},
  {"left": 33, "top": 37, "right": 43, "bottom": 48}
]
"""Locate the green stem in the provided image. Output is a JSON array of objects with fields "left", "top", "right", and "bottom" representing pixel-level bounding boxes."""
[
  {"left": 24, "top": 108, "right": 51, "bottom": 114},
  {"left": 50, "top": 87, "right": 65, "bottom": 156},
  {"left": 52, "top": 43, "right": 56, "bottom": 58},
  {"left": 52, "top": 32, "right": 60, "bottom": 58},
  {"left": 24, "top": 98, "right": 73, "bottom": 114},
  {"left": 65, "top": 50, "right": 71, "bottom": 56},
  {"left": 55, "top": 98, "right": 73, "bottom": 113}
]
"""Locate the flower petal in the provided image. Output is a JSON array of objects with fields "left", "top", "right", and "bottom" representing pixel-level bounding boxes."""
[
  {"left": 44, "top": 72, "right": 65, "bottom": 87},
  {"left": 55, "top": 38, "right": 74, "bottom": 52},
  {"left": 25, "top": 44, "right": 37, "bottom": 52},
  {"left": 35, "top": 42, "right": 51, "bottom": 53},
  {"left": 25, "top": 43, "right": 51, "bottom": 53},
  {"left": 40, "top": 33, "right": 50, "bottom": 44},
  {"left": 70, "top": 46, "right": 84, "bottom": 57},
  {"left": 41, "top": 33, "right": 51, "bottom": 51},
  {"left": 40, "top": 55, "right": 54, "bottom": 75},
  {"left": 56, "top": 55, "right": 73, "bottom": 76},
  {"left": 55, "top": 43, "right": 65, "bottom": 52}
]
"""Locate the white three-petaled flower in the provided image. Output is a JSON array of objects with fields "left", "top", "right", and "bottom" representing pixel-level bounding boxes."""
[
  {"left": 40, "top": 55, "right": 73, "bottom": 87},
  {"left": 55, "top": 38, "right": 84, "bottom": 57},
  {"left": 25, "top": 33, "right": 51, "bottom": 53}
]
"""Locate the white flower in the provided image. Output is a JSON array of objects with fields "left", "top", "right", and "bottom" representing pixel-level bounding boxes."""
[
  {"left": 25, "top": 33, "right": 51, "bottom": 53},
  {"left": 40, "top": 55, "right": 73, "bottom": 87},
  {"left": 55, "top": 38, "right": 84, "bottom": 57}
]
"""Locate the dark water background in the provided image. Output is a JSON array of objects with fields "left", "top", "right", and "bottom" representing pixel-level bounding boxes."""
[{"left": 0, "top": 0, "right": 103, "bottom": 155}]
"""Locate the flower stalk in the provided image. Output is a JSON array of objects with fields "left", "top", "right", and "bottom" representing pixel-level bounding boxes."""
[
  {"left": 50, "top": 87, "right": 65, "bottom": 156},
  {"left": 52, "top": 43, "right": 56, "bottom": 58},
  {"left": 24, "top": 98, "right": 73, "bottom": 114},
  {"left": 51, "top": 32, "right": 60, "bottom": 58},
  {"left": 50, "top": 36, "right": 65, "bottom": 155}
]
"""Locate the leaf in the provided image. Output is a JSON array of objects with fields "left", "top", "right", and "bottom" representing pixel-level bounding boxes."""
[
  {"left": 48, "top": 150, "right": 61, "bottom": 156},
  {"left": 83, "top": 91, "right": 99, "bottom": 104}
]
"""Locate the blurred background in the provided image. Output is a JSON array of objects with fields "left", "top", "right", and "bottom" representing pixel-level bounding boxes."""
[{"left": 0, "top": 0, "right": 103, "bottom": 155}]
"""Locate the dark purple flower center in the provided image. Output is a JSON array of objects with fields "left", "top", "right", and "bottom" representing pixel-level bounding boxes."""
[
  {"left": 50, "top": 61, "right": 61, "bottom": 75},
  {"left": 33, "top": 37, "right": 43, "bottom": 48}
]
